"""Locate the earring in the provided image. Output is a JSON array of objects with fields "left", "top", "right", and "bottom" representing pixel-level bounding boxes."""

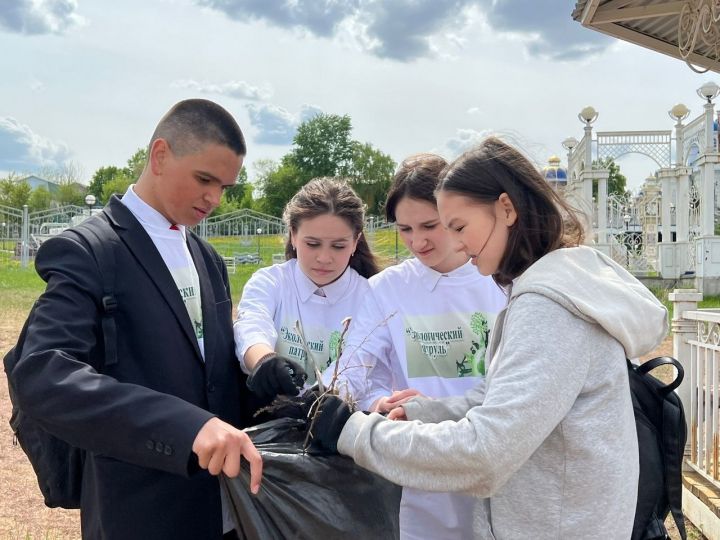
[{"left": 351, "top": 251, "right": 355, "bottom": 257}]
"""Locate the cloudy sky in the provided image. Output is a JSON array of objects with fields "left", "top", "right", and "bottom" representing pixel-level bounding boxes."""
[{"left": 1, "top": 0, "right": 717, "bottom": 192}]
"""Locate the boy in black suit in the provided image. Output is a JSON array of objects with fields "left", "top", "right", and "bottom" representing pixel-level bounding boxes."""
[{"left": 8, "top": 99, "right": 262, "bottom": 539}]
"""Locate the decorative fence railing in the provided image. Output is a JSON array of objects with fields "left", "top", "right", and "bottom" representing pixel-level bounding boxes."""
[{"left": 683, "top": 307, "right": 720, "bottom": 488}]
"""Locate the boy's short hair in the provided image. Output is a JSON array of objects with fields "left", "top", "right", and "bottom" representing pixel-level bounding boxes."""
[{"left": 150, "top": 99, "right": 246, "bottom": 157}]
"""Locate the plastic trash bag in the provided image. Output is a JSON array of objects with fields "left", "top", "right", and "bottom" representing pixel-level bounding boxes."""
[{"left": 222, "top": 417, "right": 401, "bottom": 540}]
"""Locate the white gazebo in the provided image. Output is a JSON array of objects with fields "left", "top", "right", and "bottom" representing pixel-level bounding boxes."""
[
  {"left": 560, "top": 84, "right": 720, "bottom": 290},
  {"left": 573, "top": 0, "right": 720, "bottom": 73}
]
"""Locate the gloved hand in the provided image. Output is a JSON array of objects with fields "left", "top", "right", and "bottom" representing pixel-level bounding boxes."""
[
  {"left": 309, "top": 395, "right": 353, "bottom": 453},
  {"left": 267, "top": 387, "right": 323, "bottom": 420},
  {"left": 247, "top": 353, "right": 308, "bottom": 401}
]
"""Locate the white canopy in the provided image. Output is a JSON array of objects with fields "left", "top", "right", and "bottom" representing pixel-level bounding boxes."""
[{"left": 573, "top": 0, "right": 720, "bottom": 73}]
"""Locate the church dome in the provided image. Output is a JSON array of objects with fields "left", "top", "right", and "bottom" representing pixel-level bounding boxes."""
[{"left": 542, "top": 155, "right": 567, "bottom": 184}]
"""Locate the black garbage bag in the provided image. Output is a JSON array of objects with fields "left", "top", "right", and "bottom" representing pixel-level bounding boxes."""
[{"left": 222, "top": 417, "right": 401, "bottom": 540}]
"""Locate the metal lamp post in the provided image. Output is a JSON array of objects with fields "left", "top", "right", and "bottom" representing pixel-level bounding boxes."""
[
  {"left": 256, "top": 227, "right": 262, "bottom": 256},
  {"left": 84, "top": 194, "right": 96, "bottom": 217}
]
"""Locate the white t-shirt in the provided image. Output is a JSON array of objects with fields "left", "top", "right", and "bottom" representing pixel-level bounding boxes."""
[
  {"left": 121, "top": 186, "right": 204, "bottom": 358},
  {"left": 323, "top": 257, "right": 507, "bottom": 540},
  {"left": 122, "top": 186, "right": 237, "bottom": 531},
  {"left": 234, "top": 258, "right": 370, "bottom": 384}
]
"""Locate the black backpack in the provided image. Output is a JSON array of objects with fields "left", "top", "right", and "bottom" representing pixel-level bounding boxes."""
[
  {"left": 628, "top": 356, "right": 687, "bottom": 540},
  {"left": 3, "top": 216, "right": 118, "bottom": 509}
]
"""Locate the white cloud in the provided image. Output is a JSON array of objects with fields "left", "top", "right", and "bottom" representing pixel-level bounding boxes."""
[
  {"left": 170, "top": 79, "right": 273, "bottom": 101},
  {"left": 443, "top": 128, "right": 494, "bottom": 158},
  {"left": 245, "top": 103, "right": 323, "bottom": 146},
  {"left": 195, "top": 0, "right": 611, "bottom": 62},
  {"left": 0, "top": 117, "right": 71, "bottom": 171},
  {"left": 0, "top": 0, "right": 84, "bottom": 35}
]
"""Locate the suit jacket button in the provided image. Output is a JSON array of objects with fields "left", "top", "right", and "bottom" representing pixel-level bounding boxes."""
[
  {"left": 164, "top": 446, "right": 173, "bottom": 456},
  {"left": 146, "top": 439, "right": 154, "bottom": 450},
  {"left": 155, "top": 442, "right": 164, "bottom": 453},
  {"left": 207, "top": 384, "right": 216, "bottom": 393}
]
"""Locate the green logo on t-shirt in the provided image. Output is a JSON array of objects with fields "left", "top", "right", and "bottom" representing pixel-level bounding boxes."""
[{"left": 405, "top": 311, "right": 493, "bottom": 379}]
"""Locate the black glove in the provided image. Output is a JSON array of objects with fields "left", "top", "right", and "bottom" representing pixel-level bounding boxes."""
[
  {"left": 310, "top": 395, "right": 353, "bottom": 454},
  {"left": 266, "top": 387, "right": 323, "bottom": 420},
  {"left": 247, "top": 353, "right": 308, "bottom": 401}
]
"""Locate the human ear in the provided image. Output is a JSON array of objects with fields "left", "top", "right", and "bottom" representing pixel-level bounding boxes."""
[
  {"left": 497, "top": 193, "right": 517, "bottom": 226},
  {"left": 352, "top": 232, "right": 362, "bottom": 253},
  {"left": 149, "top": 139, "right": 169, "bottom": 175}
]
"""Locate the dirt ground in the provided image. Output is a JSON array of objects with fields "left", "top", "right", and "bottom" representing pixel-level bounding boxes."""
[
  {"left": 0, "top": 308, "right": 81, "bottom": 539},
  {"left": 0, "top": 311, "right": 705, "bottom": 539}
]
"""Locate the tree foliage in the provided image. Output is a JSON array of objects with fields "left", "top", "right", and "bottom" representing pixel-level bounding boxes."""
[
  {"left": 346, "top": 142, "right": 396, "bottom": 216},
  {"left": 101, "top": 173, "right": 133, "bottom": 202},
  {"left": 0, "top": 178, "right": 31, "bottom": 208},
  {"left": 28, "top": 186, "right": 52, "bottom": 212},
  {"left": 289, "top": 114, "right": 353, "bottom": 180},
  {"left": 255, "top": 158, "right": 304, "bottom": 217},
  {"left": 223, "top": 168, "right": 249, "bottom": 203},
  {"left": 593, "top": 158, "right": 628, "bottom": 198},
  {"left": 89, "top": 166, "right": 122, "bottom": 198},
  {"left": 253, "top": 115, "right": 396, "bottom": 217},
  {"left": 55, "top": 183, "right": 85, "bottom": 206},
  {"left": 88, "top": 148, "right": 149, "bottom": 204}
]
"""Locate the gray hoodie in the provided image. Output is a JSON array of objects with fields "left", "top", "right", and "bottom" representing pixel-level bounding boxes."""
[{"left": 337, "top": 246, "right": 668, "bottom": 539}]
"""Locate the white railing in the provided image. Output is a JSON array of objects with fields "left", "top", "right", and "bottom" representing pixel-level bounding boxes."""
[{"left": 682, "top": 307, "right": 720, "bottom": 488}]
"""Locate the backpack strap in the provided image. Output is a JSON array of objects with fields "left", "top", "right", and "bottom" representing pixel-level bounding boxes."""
[
  {"left": 72, "top": 216, "right": 118, "bottom": 367},
  {"left": 636, "top": 356, "right": 684, "bottom": 395},
  {"left": 638, "top": 356, "right": 688, "bottom": 540},
  {"left": 664, "top": 395, "right": 688, "bottom": 540}
]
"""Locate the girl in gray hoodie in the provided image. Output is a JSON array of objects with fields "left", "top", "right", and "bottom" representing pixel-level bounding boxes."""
[{"left": 310, "top": 137, "right": 669, "bottom": 539}]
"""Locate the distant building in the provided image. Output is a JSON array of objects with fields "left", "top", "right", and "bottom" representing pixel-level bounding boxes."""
[
  {"left": 15, "top": 175, "right": 60, "bottom": 194},
  {"left": 542, "top": 155, "right": 568, "bottom": 191}
]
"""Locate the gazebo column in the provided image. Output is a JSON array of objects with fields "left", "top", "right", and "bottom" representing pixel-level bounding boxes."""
[
  {"left": 659, "top": 169, "right": 674, "bottom": 243},
  {"left": 596, "top": 171, "right": 608, "bottom": 243},
  {"left": 676, "top": 168, "right": 691, "bottom": 243},
  {"left": 698, "top": 154, "right": 718, "bottom": 236}
]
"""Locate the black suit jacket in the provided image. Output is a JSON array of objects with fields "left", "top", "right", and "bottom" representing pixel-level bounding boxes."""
[{"left": 11, "top": 197, "right": 243, "bottom": 540}]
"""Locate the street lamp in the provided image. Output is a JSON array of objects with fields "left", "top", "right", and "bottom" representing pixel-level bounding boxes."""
[
  {"left": 668, "top": 103, "right": 690, "bottom": 123},
  {"left": 562, "top": 137, "right": 578, "bottom": 152},
  {"left": 578, "top": 106, "right": 598, "bottom": 126},
  {"left": 84, "top": 194, "right": 96, "bottom": 217},
  {"left": 697, "top": 81, "right": 720, "bottom": 103},
  {"left": 256, "top": 227, "right": 262, "bottom": 256},
  {"left": 562, "top": 137, "right": 579, "bottom": 171}
]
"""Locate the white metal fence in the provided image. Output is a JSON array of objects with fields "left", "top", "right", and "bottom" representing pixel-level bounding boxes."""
[
  {"left": 0, "top": 204, "right": 408, "bottom": 268},
  {"left": 683, "top": 308, "right": 720, "bottom": 487}
]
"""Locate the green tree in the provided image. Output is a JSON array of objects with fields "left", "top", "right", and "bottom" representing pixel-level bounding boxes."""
[
  {"left": 0, "top": 178, "right": 31, "bottom": 208},
  {"left": 593, "top": 158, "right": 627, "bottom": 198},
  {"left": 289, "top": 114, "right": 353, "bottom": 180},
  {"left": 223, "top": 168, "right": 249, "bottom": 203},
  {"left": 210, "top": 195, "right": 240, "bottom": 217},
  {"left": 253, "top": 115, "right": 396, "bottom": 216},
  {"left": 28, "top": 186, "right": 52, "bottom": 212},
  {"left": 346, "top": 142, "right": 396, "bottom": 216},
  {"left": 101, "top": 173, "right": 133, "bottom": 202},
  {"left": 125, "top": 148, "right": 148, "bottom": 181},
  {"left": 88, "top": 166, "right": 122, "bottom": 199},
  {"left": 255, "top": 158, "right": 304, "bottom": 217},
  {"left": 239, "top": 184, "right": 254, "bottom": 209},
  {"left": 56, "top": 182, "right": 85, "bottom": 206}
]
